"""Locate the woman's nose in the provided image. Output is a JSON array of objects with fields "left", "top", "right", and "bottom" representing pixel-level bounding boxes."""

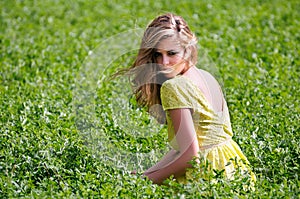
[{"left": 162, "top": 55, "right": 170, "bottom": 66}]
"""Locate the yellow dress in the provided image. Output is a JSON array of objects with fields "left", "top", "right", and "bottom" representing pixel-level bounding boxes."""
[{"left": 160, "top": 75, "right": 256, "bottom": 183}]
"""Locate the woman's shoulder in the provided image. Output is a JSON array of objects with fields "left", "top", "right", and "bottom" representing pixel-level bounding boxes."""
[
  {"left": 160, "top": 76, "right": 198, "bottom": 110},
  {"left": 161, "top": 75, "right": 193, "bottom": 89}
]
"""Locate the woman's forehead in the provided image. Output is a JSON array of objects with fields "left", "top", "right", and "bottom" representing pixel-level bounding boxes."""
[{"left": 156, "top": 36, "right": 182, "bottom": 52}]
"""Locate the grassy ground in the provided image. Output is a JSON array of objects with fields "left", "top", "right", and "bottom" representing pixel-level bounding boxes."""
[{"left": 0, "top": 0, "right": 299, "bottom": 198}]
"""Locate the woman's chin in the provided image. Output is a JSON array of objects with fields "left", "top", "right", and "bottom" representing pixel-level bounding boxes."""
[{"left": 164, "top": 73, "right": 177, "bottom": 79}]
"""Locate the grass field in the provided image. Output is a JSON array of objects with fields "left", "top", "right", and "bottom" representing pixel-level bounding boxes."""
[{"left": 0, "top": 0, "right": 299, "bottom": 198}]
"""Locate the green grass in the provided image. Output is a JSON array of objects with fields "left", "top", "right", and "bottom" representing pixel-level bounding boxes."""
[{"left": 1, "top": 0, "right": 299, "bottom": 198}]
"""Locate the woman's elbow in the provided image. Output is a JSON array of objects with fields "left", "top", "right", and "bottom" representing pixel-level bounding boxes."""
[
  {"left": 189, "top": 139, "right": 199, "bottom": 156},
  {"left": 183, "top": 142, "right": 199, "bottom": 162}
]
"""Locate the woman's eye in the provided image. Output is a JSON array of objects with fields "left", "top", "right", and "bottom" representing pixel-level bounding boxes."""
[
  {"left": 168, "top": 51, "right": 177, "bottom": 56},
  {"left": 154, "top": 52, "right": 161, "bottom": 58}
]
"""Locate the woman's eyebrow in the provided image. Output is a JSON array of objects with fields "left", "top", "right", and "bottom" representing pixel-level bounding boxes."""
[{"left": 155, "top": 48, "right": 177, "bottom": 53}]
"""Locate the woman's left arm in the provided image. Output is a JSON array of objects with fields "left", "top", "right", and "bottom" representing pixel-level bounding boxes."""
[{"left": 143, "top": 108, "right": 199, "bottom": 184}]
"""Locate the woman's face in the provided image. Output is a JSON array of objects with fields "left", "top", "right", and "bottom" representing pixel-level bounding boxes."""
[{"left": 154, "top": 35, "right": 187, "bottom": 77}]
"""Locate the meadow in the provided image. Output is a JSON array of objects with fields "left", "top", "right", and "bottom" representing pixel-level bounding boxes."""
[{"left": 0, "top": 0, "right": 299, "bottom": 198}]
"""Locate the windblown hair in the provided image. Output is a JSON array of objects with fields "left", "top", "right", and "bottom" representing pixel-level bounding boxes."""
[{"left": 126, "top": 13, "right": 198, "bottom": 122}]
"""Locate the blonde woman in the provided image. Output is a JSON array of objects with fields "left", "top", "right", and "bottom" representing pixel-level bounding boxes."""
[{"left": 125, "top": 13, "right": 255, "bottom": 185}]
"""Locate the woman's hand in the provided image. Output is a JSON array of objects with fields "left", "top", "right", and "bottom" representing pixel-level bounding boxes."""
[{"left": 131, "top": 170, "right": 137, "bottom": 175}]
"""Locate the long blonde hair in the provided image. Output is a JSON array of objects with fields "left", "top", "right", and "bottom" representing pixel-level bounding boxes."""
[{"left": 125, "top": 13, "right": 198, "bottom": 121}]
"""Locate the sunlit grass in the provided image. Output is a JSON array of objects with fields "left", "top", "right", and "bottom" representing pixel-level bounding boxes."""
[{"left": 0, "top": 0, "right": 299, "bottom": 198}]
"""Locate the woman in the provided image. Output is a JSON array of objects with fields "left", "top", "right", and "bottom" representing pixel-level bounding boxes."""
[{"left": 125, "top": 13, "right": 255, "bottom": 185}]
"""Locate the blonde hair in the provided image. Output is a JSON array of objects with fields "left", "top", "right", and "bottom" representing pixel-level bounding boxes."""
[{"left": 125, "top": 13, "right": 198, "bottom": 121}]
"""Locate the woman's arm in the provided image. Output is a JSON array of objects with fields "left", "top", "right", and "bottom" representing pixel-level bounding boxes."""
[
  {"left": 143, "top": 149, "right": 179, "bottom": 174},
  {"left": 143, "top": 108, "right": 199, "bottom": 184}
]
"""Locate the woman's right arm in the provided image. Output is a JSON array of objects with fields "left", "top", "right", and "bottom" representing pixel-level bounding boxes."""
[
  {"left": 143, "top": 108, "right": 199, "bottom": 184},
  {"left": 143, "top": 149, "right": 179, "bottom": 174}
]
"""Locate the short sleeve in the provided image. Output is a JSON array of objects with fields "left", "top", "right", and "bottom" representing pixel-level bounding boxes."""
[{"left": 161, "top": 77, "right": 195, "bottom": 111}]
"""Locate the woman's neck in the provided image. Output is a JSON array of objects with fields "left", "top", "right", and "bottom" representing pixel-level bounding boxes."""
[{"left": 182, "top": 65, "right": 197, "bottom": 76}]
